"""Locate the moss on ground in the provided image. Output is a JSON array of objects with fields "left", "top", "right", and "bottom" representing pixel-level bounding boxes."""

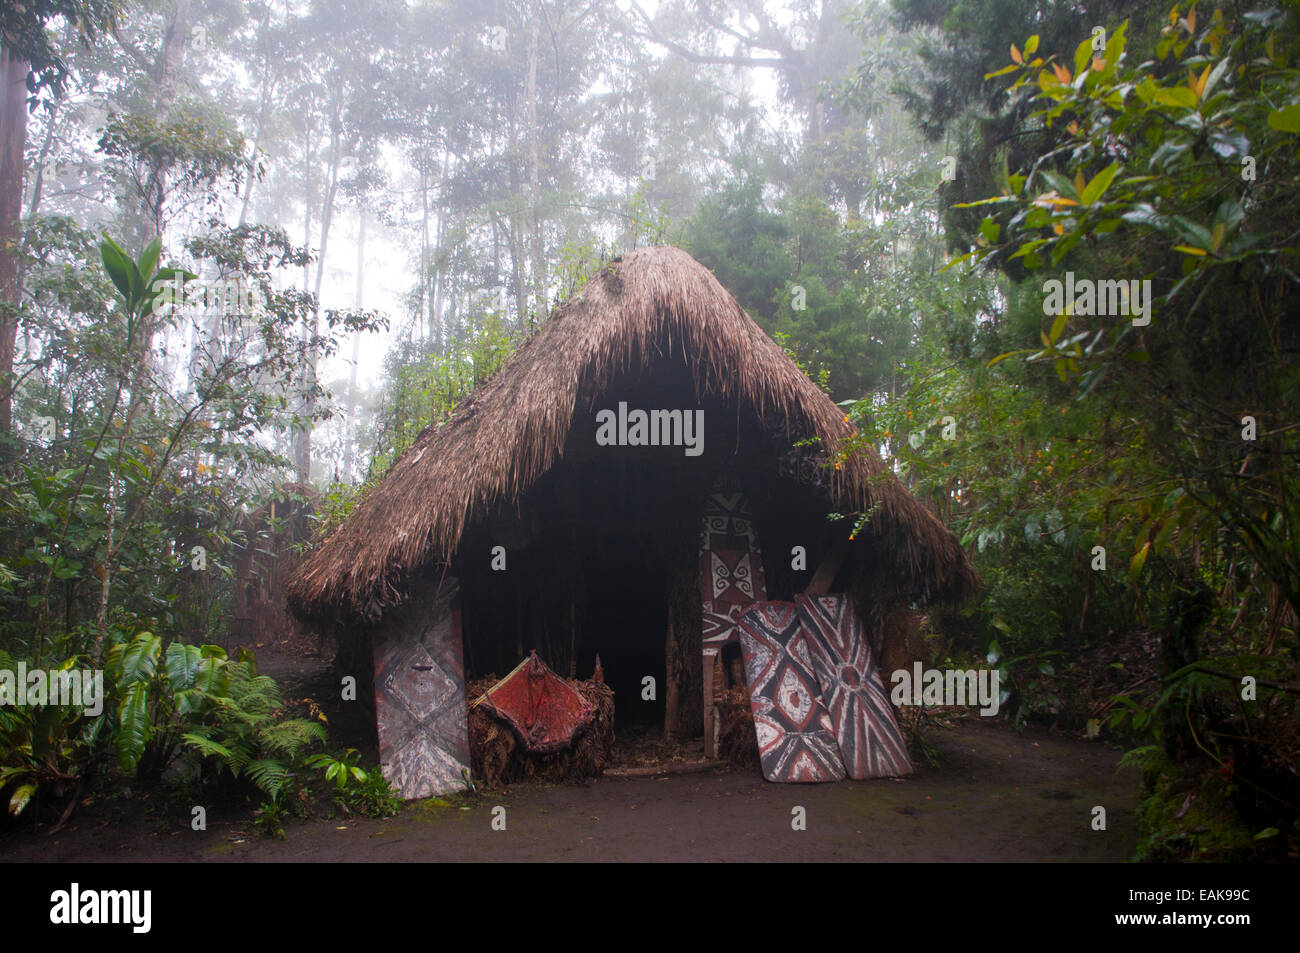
[{"left": 1134, "top": 756, "right": 1265, "bottom": 861}]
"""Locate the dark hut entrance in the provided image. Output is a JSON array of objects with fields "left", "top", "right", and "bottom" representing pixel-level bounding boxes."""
[
  {"left": 577, "top": 529, "right": 666, "bottom": 732},
  {"left": 457, "top": 443, "right": 710, "bottom": 753}
]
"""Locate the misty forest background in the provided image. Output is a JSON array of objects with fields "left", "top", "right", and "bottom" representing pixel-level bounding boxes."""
[{"left": 0, "top": 0, "right": 1297, "bottom": 858}]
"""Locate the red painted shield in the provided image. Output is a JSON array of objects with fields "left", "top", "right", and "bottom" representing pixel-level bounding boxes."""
[{"left": 475, "top": 652, "right": 596, "bottom": 753}]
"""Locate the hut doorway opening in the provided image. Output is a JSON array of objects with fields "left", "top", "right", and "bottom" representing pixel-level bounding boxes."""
[{"left": 577, "top": 529, "right": 666, "bottom": 736}]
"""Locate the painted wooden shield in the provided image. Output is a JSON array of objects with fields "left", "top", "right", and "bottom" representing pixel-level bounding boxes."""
[
  {"left": 736, "top": 601, "right": 846, "bottom": 783},
  {"left": 699, "top": 476, "right": 768, "bottom": 756},
  {"left": 373, "top": 576, "right": 470, "bottom": 799},
  {"left": 475, "top": 652, "right": 595, "bottom": 753},
  {"left": 796, "top": 593, "right": 914, "bottom": 779}
]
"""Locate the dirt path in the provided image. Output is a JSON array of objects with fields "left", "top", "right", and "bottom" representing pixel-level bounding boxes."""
[{"left": 2, "top": 717, "right": 1140, "bottom": 863}]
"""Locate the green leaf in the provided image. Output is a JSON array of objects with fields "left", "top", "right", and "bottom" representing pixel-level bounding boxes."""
[
  {"left": 137, "top": 236, "right": 162, "bottom": 284},
  {"left": 1010, "top": 238, "right": 1050, "bottom": 260},
  {"left": 987, "top": 348, "right": 1032, "bottom": 367},
  {"left": 1121, "top": 203, "right": 1163, "bottom": 228},
  {"left": 165, "top": 642, "right": 204, "bottom": 691},
  {"left": 182, "top": 732, "right": 237, "bottom": 766},
  {"left": 1152, "top": 86, "right": 1199, "bottom": 109},
  {"left": 984, "top": 63, "right": 1019, "bottom": 79},
  {"left": 99, "top": 235, "right": 138, "bottom": 307},
  {"left": 173, "top": 689, "right": 204, "bottom": 716},
  {"left": 952, "top": 196, "right": 1016, "bottom": 208},
  {"left": 116, "top": 682, "right": 151, "bottom": 773},
  {"left": 1253, "top": 826, "right": 1279, "bottom": 840},
  {"left": 1073, "top": 37, "right": 1093, "bottom": 78},
  {"left": 245, "top": 759, "right": 291, "bottom": 799},
  {"left": 192, "top": 657, "right": 230, "bottom": 696},
  {"left": 1169, "top": 216, "right": 1213, "bottom": 248},
  {"left": 1080, "top": 162, "right": 1120, "bottom": 206},
  {"left": 113, "top": 632, "right": 161, "bottom": 686},
  {"left": 1039, "top": 170, "right": 1078, "bottom": 199},
  {"left": 1201, "top": 56, "right": 1231, "bottom": 100},
  {"left": 143, "top": 267, "right": 197, "bottom": 318},
  {"left": 1266, "top": 105, "right": 1300, "bottom": 133},
  {"left": 1128, "top": 541, "right": 1150, "bottom": 582},
  {"left": 1049, "top": 312, "right": 1067, "bottom": 344},
  {"left": 8, "top": 783, "right": 36, "bottom": 816}
]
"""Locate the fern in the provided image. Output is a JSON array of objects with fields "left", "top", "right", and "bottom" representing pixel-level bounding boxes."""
[
  {"left": 245, "top": 759, "right": 292, "bottom": 799},
  {"left": 1117, "top": 744, "right": 1160, "bottom": 771},
  {"left": 259, "top": 720, "right": 327, "bottom": 756},
  {"left": 180, "top": 731, "right": 240, "bottom": 769},
  {"left": 173, "top": 654, "right": 325, "bottom": 799}
]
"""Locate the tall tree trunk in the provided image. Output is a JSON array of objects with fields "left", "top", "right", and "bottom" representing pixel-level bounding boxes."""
[
  {"left": 418, "top": 164, "right": 429, "bottom": 344},
  {"left": 141, "top": 0, "right": 192, "bottom": 241},
  {"left": 0, "top": 48, "right": 28, "bottom": 440},
  {"left": 294, "top": 98, "right": 342, "bottom": 484},
  {"left": 343, "top": 209, "right": 364, "bottom": 482},
  {"left": 27, "top": 98, "right": 57, "bottom": 218},
  {"left": 430, "top": 147, "right": 451, "bottom": 351},
  {"left": 237, "top": 4, "right": 275, "bottom": 227},
  {"left": 526, "top": 0, "right": 544, "bottom": 322},
  {"left": 293, "top": 111, "right": 315, "bottom": 481}
]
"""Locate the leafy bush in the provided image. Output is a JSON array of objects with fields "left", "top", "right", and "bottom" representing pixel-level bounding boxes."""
[
  {"left": 0, "top": 650, "right": 105, "bottom": 819},
  {"left": 307, "top": 748, "right": 403, "bottom": 818},
  {"left": 108, "top": 632, "right": 326, "bottom": 800}
]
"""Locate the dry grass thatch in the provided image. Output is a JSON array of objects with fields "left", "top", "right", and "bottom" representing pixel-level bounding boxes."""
[{"left": 287, "top": 246, "right": 976, "bottom": 621}]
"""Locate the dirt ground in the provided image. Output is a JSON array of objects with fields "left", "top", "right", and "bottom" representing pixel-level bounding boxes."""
[
  {"left": 2, "top": 715, "right": 1139, "bottom": 863},
  {"left": 0, "top": 631, "right": 1143, "bottom": 863}
]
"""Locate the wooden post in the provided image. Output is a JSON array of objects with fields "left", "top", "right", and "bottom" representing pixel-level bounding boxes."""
[
  {"left": 664, "top": 616, "right": 681, "bottom": 743},
  {"left": 663, "top": 525, "right": 703, "bottom": 743}
]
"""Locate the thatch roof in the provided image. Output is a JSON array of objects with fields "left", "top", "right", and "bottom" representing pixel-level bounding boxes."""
[{"left": 287, "top": 246, "right": 976, "bottom": 621}]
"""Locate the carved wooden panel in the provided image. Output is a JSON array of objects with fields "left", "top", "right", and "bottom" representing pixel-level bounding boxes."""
[{"left": 373, "top": 577, "right": 470, "bottom": 799}]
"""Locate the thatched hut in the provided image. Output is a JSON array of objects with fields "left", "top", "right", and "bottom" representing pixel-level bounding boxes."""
[{"left": 287, "top": 246, "right": 975, "bottom": 798}]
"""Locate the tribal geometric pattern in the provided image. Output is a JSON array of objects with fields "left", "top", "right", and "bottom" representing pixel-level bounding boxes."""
[
  {"left": 700, "top": 475, "right": 770, "bottom": 758},
  {"left": 373, "top": 576, "right": 471, "bottom": 799},
  {"left": 796, "top": 593, "right": 914, "bottom": 779},
  {"left": 699, "top": 476, "right": 768, "bottom": 651},
  {"left": 737, "top": 601, "right": 846, "bottom": 783}
]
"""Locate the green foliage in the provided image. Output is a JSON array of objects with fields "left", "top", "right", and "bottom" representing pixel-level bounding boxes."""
[
  {"left": 306, "top": 747, "right": 367, "bottom": 792},
  {"left": 251, "top": 797, "right": 290, "bottom": 839},
  {"left": 305, "top": 749, "right": 402, "bottom": 818},
  {"left": 0, "top": 648, "right": 105, "bottom": 818},
  {"left": 366, "top": 306, "right": 517, "bottom": 482},
  {"left": 340, "top": 766, "right": 404, "bottom": 819},
  {"left": 101, "top": 631, "right": 325, "bottom": 804},
  {"left": 955, "top": 3, "right": 1300, "bottom": 631},
  {"left": 856, "top": 5, "right": 1300, "bottom": 852},
  {"left": 178, "top": 653, "right": 326, "bottom": 800},
  {"left": 0, "top": 1, "right": 116, "bottom": 97}
]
